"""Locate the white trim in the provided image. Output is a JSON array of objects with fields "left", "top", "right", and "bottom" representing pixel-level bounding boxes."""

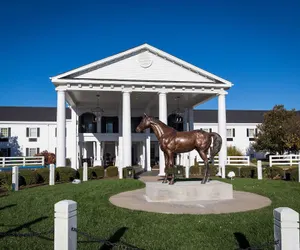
[
  {"left": 50, "top": 43, "right": 232, "bottom": 87},
  {"left": 0, "top": 121, "right": 71, "bottom": 125}
]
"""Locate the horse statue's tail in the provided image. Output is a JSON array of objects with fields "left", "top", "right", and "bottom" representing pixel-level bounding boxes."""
[{"left": 209, "top": 132, "right": 222, "bottom": 165}]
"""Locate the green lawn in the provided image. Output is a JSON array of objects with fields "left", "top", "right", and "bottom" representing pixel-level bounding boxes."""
[{"left": 0, "top": 178, "right": 300, "bottom": 250}]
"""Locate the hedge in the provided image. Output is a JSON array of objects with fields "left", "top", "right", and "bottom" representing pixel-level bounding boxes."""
[
  {"left": 55, "top": 167, "right": 79, "bottom": 182},
  {"left": 106, "top": 166, "right": 118, "bottom": 177},
  {"left": 78, "top": 166, "right": 105, "bottom": 180}
]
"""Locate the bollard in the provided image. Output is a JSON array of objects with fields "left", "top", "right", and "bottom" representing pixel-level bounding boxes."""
[
  {"left": 185, "top": 166, "right": 190, "bottom": 179},
  {"left": 274, "top": 207, "right": 299, "bottom": 250},
  {"left": 83, "top": 162, "right": 88, "bottom": 182},
  {"left": 50, "top": 164, "right": 55, "bottom": 185},
  {"left": 298, "top": 162, "right": 300, "bottom": 183},
  {"left": 12, "top": 166, "right": 19, "bottom": 191},
  {"left": 257, "top": 160, "right": 262, "bottom": 180},
  {"left": 55, "top": 200, "right": 77, "bottom": 250}
]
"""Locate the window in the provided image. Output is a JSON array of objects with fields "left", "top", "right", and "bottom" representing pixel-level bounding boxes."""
[
  {"left": 0, "top": 148, "right": 11, "bottom": 157},
  {"left": 26, "top": 148, "right": 40, "bottom": 156},
  {"left": 227, "top": 128, "right": 235, "bottom": 141},
  {"left": 26, "top": 127, "right": 40, "bottom": 138},
  {"left": 106, "top": 122, "right": 113, "bottom": 133},
  {"left": 202, "top": 128, "right": 212, "bottom": 133},
  {"left": 247, "top": 128, "right": 257, "bottom": 141},
  {"left": 0, "top": 128, "right": 10, "bottom": 142}
]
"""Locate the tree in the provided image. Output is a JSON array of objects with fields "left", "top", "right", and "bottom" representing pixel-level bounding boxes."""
[
  {"left": 35, "top": 150, "right": 56, "bottom": 165},
  {"left": 253, "top": 105, "right": 300, "bottom": 154}
]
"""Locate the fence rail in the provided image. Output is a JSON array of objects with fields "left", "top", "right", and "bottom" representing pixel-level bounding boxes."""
[
  {"left": 0, "top": 156, "right": 45, "bottom": 168},
  {"left": 199, "top": 156, "right": 250, "bottom": 166},
  {"left": 269, "top": 154, "right": 300, "bottom": 167}
]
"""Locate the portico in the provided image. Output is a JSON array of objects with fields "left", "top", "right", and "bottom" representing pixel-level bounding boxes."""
[{"left": 50, "top": 43, "right": 232, "bottom": 178}]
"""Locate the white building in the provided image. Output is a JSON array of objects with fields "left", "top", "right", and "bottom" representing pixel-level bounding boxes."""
[{"left": 0, "top": 44, "right": 266, "bottom": 173}]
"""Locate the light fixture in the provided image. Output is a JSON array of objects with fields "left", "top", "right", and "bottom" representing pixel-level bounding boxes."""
[
  {"left": 91, "top": 93, "right": 104, "bottom": 122},
  {"left": 171, "top": 96, "right": 184, "bottom": 124}
]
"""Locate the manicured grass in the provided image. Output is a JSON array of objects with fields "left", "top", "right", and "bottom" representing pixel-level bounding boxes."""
[{"left": 0, "top": 178, "right": 300, "bottom": 250}]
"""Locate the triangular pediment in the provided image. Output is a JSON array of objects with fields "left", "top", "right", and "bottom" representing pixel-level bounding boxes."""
[{"left": 51, "top": 44, "right": 232, "bottom": 86}]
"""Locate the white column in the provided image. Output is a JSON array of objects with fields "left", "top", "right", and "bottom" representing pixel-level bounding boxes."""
[
  {"left": 142, "top": 140, "right": 146, "bottom": 170},
  {"left": 122, "top": 90, "right": 132, "bottom": 168},
  {"left": 274, "top": 207, "right": 299, "bottom": 250},
  {"left": 83, "top": 143, "right": 87, "bottom": 158},
  {"left": 158, "top": 91, "right": 167, "bottom": 176},
  {"left": 118, "top": 103, "right": 122, "bottom": 135},
  {"left": 56, "top": 90, "right": 66, "bottom": 167},
  {"left": 114, "top": 141, "right": 118, "bottom": 166},
  {"left": 298, "top": 162, "right": 300, "bottom": 183},
  {"left": 54, "top": 200, "right": 77, "bottom": 250},
  {"left": 70, "top": 107, "right": 78, "bottom": 170},
  {"left": 97, "top": 142, "right": 101, "bottom": 161},
  {"left": 183, "top": 108, "right": 188, "bottom": 131},
  {"left": 93, "top": 142, "right": 96, "bottom": 165},
  {"left": 188, "top": 108, "right": 194, "bottom": 168},
  {"left": 218, "top": 91, "right": 227, "bottom": 178},
  {"left": 146, "top": 136, "right": 151, "bottom": 171},
  {"left": 118, "top": 136, "right": 123, "bottom": 179}
]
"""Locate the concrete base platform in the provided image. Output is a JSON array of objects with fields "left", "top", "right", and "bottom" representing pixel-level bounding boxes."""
[
  {"left": 145, "top": 180, "right": 233, "bottom": 202},
  {"left": 109, "top": 185, "right": 272, "bottom": 215}
]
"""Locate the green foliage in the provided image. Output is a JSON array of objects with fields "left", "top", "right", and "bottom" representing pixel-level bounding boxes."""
[
  {"left": 106, "top": 166, "right": 118, "bottom": 177},
  {"left": 56, "top": 167, "right": 79, "bottom": 182},
  {"left": 0, "top": 172, "right": 12, "bottom": 186},
  {"left": 253, "top": 105, "right": 300, "bottom": 154},
  {"left": 36, "top": 168, "right": 50, "bottom": 183},
  {"left": 189, "top": 166, "right": 201, "bottom": 176},
  {"left": 89, "top": 166, "right": 105, "bottom": 179},
  {"left": 123, "top": 167, "right": 135, "bottom": 178},
  {"left": 19, "top": 170, "right": 41, "bottom": 186},
  {"left": 227, "top": 146, "right": 243, "bottom": 156}
]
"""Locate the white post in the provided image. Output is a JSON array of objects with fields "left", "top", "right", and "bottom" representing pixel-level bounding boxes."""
[
  {"left": 158, "top": 91, "right": 167, "bottom": 176},
  {"left": 50, "top": 164, "right": 55, "bottom": 185},
  {"left": 54, "top": 200, "right": 77, "bottom": 250},
  {"left": 247, "top": 156, "right": 250, "bottom": 166},
  {"left": 185, "top": 166, "right": 190, "bottom": 178},
  {"left": 274, "top": 207, "right": 299, "bottom": 250},
  {"left": 56, "top": 90, "right": 66, "bottom": 167},
  {"left": 70, "top": 107, "right": 78, "bottom": 170},
  {"left": 83, "top": 162, "right": 88, "bottom": 181},
  {"left": 42, "top": 156, "right": 45, "bottom": 166},
  {"left": 188, "top": 108, "right": 194, "bottom": 167},
  {"left": 290, "top": 155, "right": 293, "bottom": 166},
  {"left": 118, "top": 136, "right": 123, "bottom": 179},
  {"left": 257, "top": 160, "right": 262, "bottom": 180},
  {"left": 142, "top": 140, "right": 146, "bottom": 170},
  {"left": 122, "top": 90, "right": 132, "bottom": 169},
  {"left": 146, "top": 136, "right": 151, "bottom": 171},
  {"left": 298, "top": 161, "right": 300, "bottom": 183},
  {"left": 218, "top": 91, "right": 227, "bottom": 179},
  {"left": 12, "top": 166, "right": 19, "bottom": 191}
]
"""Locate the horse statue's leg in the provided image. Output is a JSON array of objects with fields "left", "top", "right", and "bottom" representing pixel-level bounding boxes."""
[
  {"left": 197, "top": 149, "right": 210, "bottom": 184},
  {"left": 168, "top": 152, "right": 175, "bottom": 185},
  {"left": 162, "top": 152, "right": 169, "bottom": 183}
]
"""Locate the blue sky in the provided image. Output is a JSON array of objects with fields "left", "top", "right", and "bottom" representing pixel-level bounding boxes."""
[{"left": 0, "top": 0, "right": 299, "bottom": 110}]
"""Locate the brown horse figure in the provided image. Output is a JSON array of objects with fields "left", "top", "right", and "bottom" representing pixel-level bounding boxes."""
[{"left": 136, "top": 114, "right": 222, "bottom": 184}]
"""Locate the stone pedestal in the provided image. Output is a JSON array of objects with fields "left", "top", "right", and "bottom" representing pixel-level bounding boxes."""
[{"left": 145, "top": 181, "right": 233, "bottom": 202}]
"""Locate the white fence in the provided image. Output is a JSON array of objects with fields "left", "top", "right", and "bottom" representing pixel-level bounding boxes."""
[
  {"left": 199, "top": 156, "right": 250, "bottom": 166},
  {"left": 269, "top": 154, "right": 300, "bottom": 167},
  {"left": 53, "top": 199, "right": 299, "bottom": 250},
  {"left": 0, "top": 156, "right": 45, "bottom": 168}
]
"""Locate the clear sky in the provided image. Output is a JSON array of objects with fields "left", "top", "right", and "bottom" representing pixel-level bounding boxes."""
[{"left": 0, "top": 0, "right": 299, "bottom": 110}]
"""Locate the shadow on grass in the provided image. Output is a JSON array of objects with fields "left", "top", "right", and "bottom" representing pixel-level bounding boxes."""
[
  {"left": 234, "top": 232, "right": 251, "bottom": 249},
  {"left": 0, "top": 204, "right": 16, "bottom": 211},
  {"left": 77, "top": 227, "right": 143, "bottom": 250},
  {"left": 0, "top": 216, "right": 49, "bottom": 240}
]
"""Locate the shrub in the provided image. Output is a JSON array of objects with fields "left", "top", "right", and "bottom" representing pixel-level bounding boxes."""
[
  {"left": 36, "top": 168, "right": 50, "bottom": 183},
  {"left": 264, "top": 166, "right": 285, "bottom": 179},
  {"left": 123, "top": 166, "right": 135, "bottom": 178},
  {"left": 0, "top": 172, "right": 12, "bottom": 186},
  {"left": 289, "top": 168, "right": 298, "bottom": 181},
  {"left": 189, "top": 166, "right": 201, "bottom": 176},
  {"left": 35, "top": 150, "right": 56, "bottom": 165},
  {"left": 227, "top": 146, "right": 243, "bottom": 156},
  {"left": 19, "top": 170, "right": 41, "bottom": 186},
  {"left": 106, "top": 166, "right": 118, "bottom": 177},
  {"left": 56, "top": 167, "right": 78, "bottom": 182},
  {"left": 89, "top": 166, "right": 105, "bottom": 179}
]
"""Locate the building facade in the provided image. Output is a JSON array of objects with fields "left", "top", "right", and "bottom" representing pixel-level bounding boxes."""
[{"left": 2, "top": 43, "right": 266, "bottom": 176}]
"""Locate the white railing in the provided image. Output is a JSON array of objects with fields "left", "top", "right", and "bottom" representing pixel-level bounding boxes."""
[
  {"left": 269, "top": 154, "right": 300, "bottom": 167},
  {"left": 199, "top": 156, "right": 250, "bottom": 166},
  {"left": 0, "top": 156, "right": 45, "bottom": 168}
]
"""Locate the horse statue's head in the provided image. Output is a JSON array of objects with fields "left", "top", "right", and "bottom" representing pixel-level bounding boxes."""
[{"left": 136, "top": 113, "right": 152, "bottom": 132}]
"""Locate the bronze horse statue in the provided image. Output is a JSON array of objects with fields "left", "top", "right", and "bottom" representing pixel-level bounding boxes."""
[{"left": 136, "top": 114, "right": 222, "bottom": 184}]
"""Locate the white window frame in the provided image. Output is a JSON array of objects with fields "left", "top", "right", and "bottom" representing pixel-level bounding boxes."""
[
  {"left": 29, "top": 128, "right": 38, "bottom": 138},
  {"left": 202, "top": 128, "right": 212, "bottom": 133},
  {"left": 227, "top": 128, "right": 234, "bottom": 138},
  {"left": 28, "top": 148, "right": 37, "bottom": 157},
  {"left": 0, "top": 128, "right": 9, "bottom": 138},
  {"left": 247, "top": 128, "right": 256, "bottom": 138}
]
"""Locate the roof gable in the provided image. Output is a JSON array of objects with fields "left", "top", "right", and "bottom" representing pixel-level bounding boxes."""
[{"left": 51, "top": 44, "right": 232, "bottom": 87}]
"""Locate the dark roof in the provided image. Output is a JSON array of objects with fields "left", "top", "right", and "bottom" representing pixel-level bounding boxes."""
[
  {"left": 194, "top": 110, "right": 268, "bottom": 123},
  {"left": 0, "top": 107, "right": 71, "bottom": 122}
]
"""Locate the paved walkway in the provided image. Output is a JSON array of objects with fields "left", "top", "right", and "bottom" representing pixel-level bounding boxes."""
[{"left": 109, "top": 176, "right": 272, "bottom": 214}]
